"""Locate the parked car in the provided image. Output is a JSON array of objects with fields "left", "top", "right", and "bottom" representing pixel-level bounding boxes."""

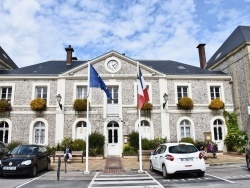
[
  {"left": 0, "top": 142, "right": 8, "bottom": 159},
  {"left": 150, "top": 142, "right": 206, "bottom": 178},
  {"left": 246, "top": 142, "right": 250, "bottom": 170},
  {"left": 0, "top": 144, "right": 50, "bottom": 177}
]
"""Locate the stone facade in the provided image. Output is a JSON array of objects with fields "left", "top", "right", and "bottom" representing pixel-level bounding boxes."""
[
  {"left": 0, "top": 51, "right": 233, "bottom": 156},
  {"left": 208, "top": 44, "right": 250, "bottom": 135}
]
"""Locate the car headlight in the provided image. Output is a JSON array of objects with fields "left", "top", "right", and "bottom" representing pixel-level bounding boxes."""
[
  {"left": 21, "top": 160, "right": 32, "bottom": 165},
  {"left": 0, "top": 160, "right": 2, "bottom": 166}
]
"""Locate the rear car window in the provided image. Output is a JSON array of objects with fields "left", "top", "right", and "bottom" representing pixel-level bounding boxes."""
[{"left": 169, "top": 145, "right": 198, "bottom": 154}]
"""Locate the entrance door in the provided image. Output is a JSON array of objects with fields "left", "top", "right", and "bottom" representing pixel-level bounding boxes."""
[
  {"left": 213, "top": 119, "right": 224, "bottom": 151},
  {"left": 107, "top": 121, "right": 120, "bottom": 156}
]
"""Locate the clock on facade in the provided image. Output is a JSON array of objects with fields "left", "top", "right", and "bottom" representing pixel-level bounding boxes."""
[{"left": 105, "top": 59, "right": 121, "bottom": 73}]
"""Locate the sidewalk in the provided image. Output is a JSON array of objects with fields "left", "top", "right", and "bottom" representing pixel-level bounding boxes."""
[{"left": 50, "top": 153, "right": 246, "bottom": 172}]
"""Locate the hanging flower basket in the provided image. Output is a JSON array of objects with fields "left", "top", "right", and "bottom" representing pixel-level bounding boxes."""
[
  {"left": 177, "top": 97, "right": 194, "bottom": 110},
  {"left": 140, "top": 102, "right": 153, "bottom": 111},
  {"left": 73, "top": 99, "right": 88, "bottom": 111},
  {"left": 30, "top": 98, "right": 46, "bottom": 111},
  {"left": 209, "top": 98, "right": 224, "bottom": 110},
  {"left": 0, "top": 99, "right": 12, "bottom": 112}
]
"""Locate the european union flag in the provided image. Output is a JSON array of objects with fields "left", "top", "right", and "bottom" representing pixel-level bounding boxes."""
[{"left": 89, "top": 64, "right": 112, "bottom": 99}]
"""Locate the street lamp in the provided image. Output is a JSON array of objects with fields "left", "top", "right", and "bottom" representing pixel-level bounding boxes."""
[
  {"left": 163, "top": 93, "right": 168, "bottom": 109},
  {"left": 56, "top": 94, "right": 62, "bottom": 110}
]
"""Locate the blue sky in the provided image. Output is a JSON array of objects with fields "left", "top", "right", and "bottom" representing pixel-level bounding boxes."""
[{"left": 1, "top": 0, "right": 250, "bottom": 68}]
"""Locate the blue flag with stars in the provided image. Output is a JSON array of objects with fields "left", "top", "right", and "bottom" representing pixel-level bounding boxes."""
[{"left": 89, "top": 64, "right": 112, "bottom": 99}]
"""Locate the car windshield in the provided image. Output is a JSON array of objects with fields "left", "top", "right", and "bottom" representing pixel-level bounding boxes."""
[
  {"left": 11, "top": 146, "right": 38, "bottom": 155},
  {"left": 169, "top": 145, "right": 198, "bottom": 154}
]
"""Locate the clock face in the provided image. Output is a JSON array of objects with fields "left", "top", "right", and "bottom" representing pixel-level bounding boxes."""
[{"left": 107, "top": 60, "right": 119, "bottom": 72}]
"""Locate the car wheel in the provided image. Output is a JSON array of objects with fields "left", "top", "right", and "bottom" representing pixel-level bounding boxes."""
[
  {"left": 30, "top": 165, "right": 37, "bottom": 177},
  {"left": 197, "top": 171, "right": 205, "bottom": 177},
  {"left": 162, "top": 165, "right": 170, "bottom": 179},
  {"left": 247, "top": 156, "right": 250, "bottom": 170},
  {"left": 150, "top": 161, "right": 155, "bottom": 172}
]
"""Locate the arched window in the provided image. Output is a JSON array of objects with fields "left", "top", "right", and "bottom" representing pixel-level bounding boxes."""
[
  {"left": 180, "top": 120, "right": 191, "bottom": 139},
  {"left": 76, "top": 121, "right": 87, "bottom": 140},
  {"left": 0, "top": 121, "right": 9, "bottom": 143},
  {"left": 213, "top": 119, "right": 223, "bottom": 140},
  {"left": 138, "top": 120, "right": 151, "bottom": 139},
  {"left": 34, "top": 121, "right": 45, "bottom": 144}
]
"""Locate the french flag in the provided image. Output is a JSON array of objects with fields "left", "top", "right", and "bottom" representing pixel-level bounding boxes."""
[{"left": 137, "top": 65, "right": 149, "bottom": 109}]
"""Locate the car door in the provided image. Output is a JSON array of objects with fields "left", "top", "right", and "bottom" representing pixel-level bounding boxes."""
[
  {"left": 156, "top": 145, "right": 167, "bottom": 171},
  {"left": 151, "top": 146, "right": 161, "bottom": 170},
  {"left": 37, "top": 146, "right": 46, "bottom": 170}
]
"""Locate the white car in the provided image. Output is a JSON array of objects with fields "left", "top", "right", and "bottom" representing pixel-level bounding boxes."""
[{"left": 149, "top": 142, "right": 206, "bottom": 178}]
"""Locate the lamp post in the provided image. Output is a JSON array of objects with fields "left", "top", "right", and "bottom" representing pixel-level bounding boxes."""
[
  {"left": 56, "top": 94, "right": 62, "bottom": 110},
  {"left": 163, "top": 93, "right": 168, "bottom": 109}
]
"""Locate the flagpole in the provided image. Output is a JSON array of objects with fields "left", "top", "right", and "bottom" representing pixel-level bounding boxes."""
[
  {"left": 84, "top": 61, "right": 90, "bottom": 174},
  {"left": 138, "top": 109, "right": 143, "bottom": 173},
  {"left": 137, "top": 62, "right": 143, "bottom": 173}
]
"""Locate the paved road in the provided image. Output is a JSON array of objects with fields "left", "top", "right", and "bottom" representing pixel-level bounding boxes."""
[
  {"left": 88, "top": 171, "right": 163, "bottom": 188},
  {"left": 1, "top": 163, "right": 249, "bottom": 188},
  {"left": 148, "top": 163, "right": 250, "bottom": 188}
]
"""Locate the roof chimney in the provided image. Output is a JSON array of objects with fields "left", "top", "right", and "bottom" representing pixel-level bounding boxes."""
[
  {"left": 65, "top": 45, "right": 74, "bottom": 65},
  {"left": 196, "top": 44, "right": 206, "bottom": 69}
]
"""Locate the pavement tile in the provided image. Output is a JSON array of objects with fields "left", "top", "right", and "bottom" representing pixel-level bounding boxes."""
[{"left": 50, "top": 153, "right": 246, "bottom": 172}]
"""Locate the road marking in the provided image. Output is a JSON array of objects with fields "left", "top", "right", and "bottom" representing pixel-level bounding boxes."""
[
  {"left": 88, "top": 172, "right": 99, "bottom": 188},
  {"left": 16, "top": 171, "right": 52, "bottom": 188},
  {"left": 145, "top": 171, "right": 164, "bottom": 188},
  {"left": 206, "top": 173, "right": 235, "bottom": 183}
]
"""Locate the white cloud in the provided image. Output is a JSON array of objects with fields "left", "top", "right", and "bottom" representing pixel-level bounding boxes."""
[{"left": 0, "top": 0, "right": 250, "bottom": 68}]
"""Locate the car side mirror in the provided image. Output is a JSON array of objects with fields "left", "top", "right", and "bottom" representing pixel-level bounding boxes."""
[{"left": 150, "top": 151, "right": 155, "bottom": 155}]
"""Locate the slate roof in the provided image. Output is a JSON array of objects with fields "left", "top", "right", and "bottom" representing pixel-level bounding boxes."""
[
  {"left": 0, "top": 58, "right": 225, "bottom": 76},
  {"left": 206, "top": 26, "right": 250, "bottom": 68},
  {"left": 0, "top": 46, "right": 18, "bottom": 69},
  {"left": 139, "top": 60, "right": 225, "bottom": 75}
]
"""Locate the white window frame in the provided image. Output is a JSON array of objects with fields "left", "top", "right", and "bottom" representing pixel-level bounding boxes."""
[
  {"left": 0, "top": 83, "right": 15, "bottom": 105},
  {"left": 32, "top": 83, "right": 50, "bottom": 105},
  {"left": 0, "top": 121, "right": 9, "bottom": 143},
  {"left": 107, "top": 86, "right": 119, "bottom": 104},
  {"left": 135, "top": 117, "right": 154, "bottom": 140},
  {"left": 174, "top": 83, "right": 192, "bottom": 103},
  {"left": 176, "top": 116, "right": 195, "bottom": 141},
  {"left": 207, "top": 83, "right": 225, "bottom": 103},
  {"left": 72, "top": 118, "right": 91, "bottom": 140},
  {"left": 34, "top": 121, "right": 45, "bottom": 145},
  {"left": 29, "top": 118, "right": 48, "bottom": 145},
  {"left": 73, "top": 82, "right": 88, "bottom": 101}
]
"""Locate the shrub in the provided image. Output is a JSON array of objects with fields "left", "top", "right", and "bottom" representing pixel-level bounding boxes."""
[
  {"left": 61, "top": 137, "right": 73, "bottom": 149},
  {"left": 177, "top": 97, "right": 194, "bottom": 110},
  {"left": 224, "top": 110, "right": 249, "bottom": 152},
  {"left": 128, "top": 131, "right": 139, "bottom": 150},
  {"left": 7, "top": 141, "right": 23, "bottom": 151},
  {"left": 46, "top": 146, "right": 56, "bottom": 155},
  {"left": 72, "top": 139, "right": 86, "bottom": 151},
  {"left": 89, "top": 131, "right": 105, "bottom": 156},
  {"left": 142, "top": 138, "right": 166, "bottom": 150},
  {"left": 209, "top": 98, "right": 224, "bottom": 109},
  {"left": 0, "top": 99, "right": 12, "bottom": 112},
  {"left": 180, "top": 137, "right": 195, "bottom": 144},
  {"left": 122, "top": 144, "right": 137, "bottom": 154},
  {"left": 140, "top": 102, "right": 153, "bottom": 110},
  {"left": 194, "top": 140, "right": 209, "bottom": 150},
  {"left": 30, "top": 98, "right": 46, "bottom": 111},
  {"left": 73, "top": 98, "right": 88, "bottom": 111}
]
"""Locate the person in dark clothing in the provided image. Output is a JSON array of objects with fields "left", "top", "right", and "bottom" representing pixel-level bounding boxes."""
[{"left": 64, "top": 145, "right": 72, "bottom": 162}]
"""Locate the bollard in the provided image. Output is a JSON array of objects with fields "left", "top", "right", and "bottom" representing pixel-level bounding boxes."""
[
  {"left": 57, "top": 156, "right": 61, "bottom": 181},
  {"left": 65, "top": 161, "right": 67, "bottom": 173},
  {"left": 64, "top": 156, "right": 67, "bottom": 173}
]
